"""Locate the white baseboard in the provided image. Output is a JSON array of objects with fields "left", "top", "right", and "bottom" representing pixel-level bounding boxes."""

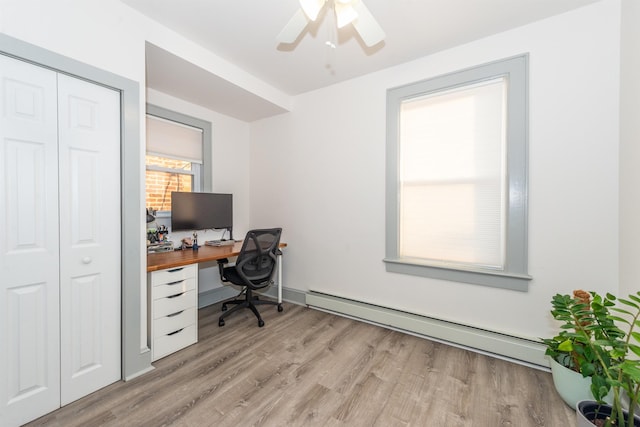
[
  {"left": 260, "top": 286, "right": 307, "bottom": 305},
  {"left": 305, "top": 291, "right": 549, "bottom": 370}
]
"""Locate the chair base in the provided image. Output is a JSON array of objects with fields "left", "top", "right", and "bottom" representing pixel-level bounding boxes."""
[{"left": 218, "top": 289, "right": 283, "bottom": 327}]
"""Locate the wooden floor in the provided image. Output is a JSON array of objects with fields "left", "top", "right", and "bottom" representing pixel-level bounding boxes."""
[{"left": 26, "top": 302, "right": 576, "bottom": 427}]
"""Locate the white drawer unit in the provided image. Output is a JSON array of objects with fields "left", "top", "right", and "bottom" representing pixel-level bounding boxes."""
[{"left": 148, "top": 264, "right": 198, "bottom": 361}]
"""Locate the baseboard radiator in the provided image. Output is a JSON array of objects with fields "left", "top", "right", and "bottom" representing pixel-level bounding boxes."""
[{"left": 306, "top": 291, "right": 549, "bottom": 370}]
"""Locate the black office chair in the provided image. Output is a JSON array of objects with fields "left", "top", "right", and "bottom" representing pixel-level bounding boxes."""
[{"left": 217, "top": 228, "right": 283, "bottom": 327}]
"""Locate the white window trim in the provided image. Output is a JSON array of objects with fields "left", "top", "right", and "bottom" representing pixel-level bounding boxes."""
[{"left": 384, "top": 54, "right": 532, "bottom": 291}]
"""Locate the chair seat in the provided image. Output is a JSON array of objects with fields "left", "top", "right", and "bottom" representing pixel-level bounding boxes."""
[{"left": 222, "top": 267, "right": 271, "bottom": 289}]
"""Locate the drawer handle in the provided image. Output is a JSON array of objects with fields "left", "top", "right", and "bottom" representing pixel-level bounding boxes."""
[
  {"left": 167, "top": 328, "right": 184, "bottom": 336},
  {"left": 167, "top": 280, "right": 184, "bottom": 286},
  {"left": 167, "top": 310, "right": 184, "bottom": 317},
  {"left": 167, "top": 292, "right": 185, "bottom": 299},
  {"left": 168, "top": 267, "right": 184, "bottom": 273}
]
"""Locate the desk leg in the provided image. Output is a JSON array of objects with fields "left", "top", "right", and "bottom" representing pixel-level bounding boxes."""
[{"left": 277, "top": 254, "right": 283, "bottom": 304}]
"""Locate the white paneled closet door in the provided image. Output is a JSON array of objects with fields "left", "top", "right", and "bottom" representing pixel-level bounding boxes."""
[
  {"left": 58, "top": 74, "right": 121, "bottom": 405},
  {"left": 0, "top": 53, "right": 62, "bottom": 427},
  {"left": 0, "top": 55, "right": 122, "bottom": 426}
]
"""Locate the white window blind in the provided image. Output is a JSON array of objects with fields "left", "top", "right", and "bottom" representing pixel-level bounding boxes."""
[
  {"left": 399, "top": 78, "right": 507, "bottom": 270},
  {"left": 385, "top": 55, "right": 530, "bottom": 290},
  {"left": 146, "top": 115, "right": 203, "bottom": 164}
]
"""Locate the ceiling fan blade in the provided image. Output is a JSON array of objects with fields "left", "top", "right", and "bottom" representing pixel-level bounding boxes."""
[
  {"left": 299, "top": 0, "right": 326, "bottom": 21},
  {"left": 276, "top": 9, "right": 309, "bottom": 44},
  {"left": 352, "top": 1, "right": 385, "bottom": 47},
  {"left": 334, "top": 3, "right": 358, "bottom": 29}
]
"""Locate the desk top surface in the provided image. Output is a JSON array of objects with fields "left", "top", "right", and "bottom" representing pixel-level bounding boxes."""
[{"left": 146, "top": 241, "right": 287, "bottom": 272}]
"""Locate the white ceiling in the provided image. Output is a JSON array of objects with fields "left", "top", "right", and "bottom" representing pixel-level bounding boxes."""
[{"left": 122, "top": 0, "right": 599, "bottom": 121}]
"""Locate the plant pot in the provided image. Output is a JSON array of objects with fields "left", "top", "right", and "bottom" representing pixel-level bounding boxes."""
[
  {"left": 549, "top": 357, "right": 593, "bottom": 408},
  {"left": 576, "top": 400, "right": 640, "bottom": 427}
]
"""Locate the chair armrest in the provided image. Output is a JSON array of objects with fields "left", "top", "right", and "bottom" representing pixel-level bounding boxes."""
[{"left": 217, "top": 258, "right": 229, "bottom": 282}]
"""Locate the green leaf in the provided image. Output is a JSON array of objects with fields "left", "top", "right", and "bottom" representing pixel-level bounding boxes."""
[
  {"left": 591, "top": 375, "right": 610, "bottom": 402},
  {"left": 611, "top": 348, "right": 626, "bottom": 358},
  {"left": 608, "top": 315, "right": 632, "bottom": 325},
  {"left": 629, "top": 343, "right": 640, "bottom": 358},
  {"left": 629, "top": 294, "right": 640, "bottom": 305},
  {"left": 620, "top": 362, "right": 640, "bottom": 381},
  {"left": 619, "top": 298, "right": 639, "bottom": 309},
  {"left": 581, "top": 362, "right": 596, "bottom": 377},
  {"left": 557, "top": 339, "right": 573, "bottom": 352},
  {"left": 610, "top": 306, "right": 634, "bottom": 316}
]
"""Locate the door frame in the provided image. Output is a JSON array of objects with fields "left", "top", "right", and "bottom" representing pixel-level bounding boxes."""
[{"left": 0, "top": 34, "right": 150, "bottom": 380}]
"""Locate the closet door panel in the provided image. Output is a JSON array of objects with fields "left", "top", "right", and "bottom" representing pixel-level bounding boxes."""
[
  {"left": 0, "top": 55, "right": 60, "bottom": 427},
  {"left": 68, "top": 274, "right": 102, "bottom": 375},
  {"left": 57, "top": 74, "right": 121, "bottom": 405}
]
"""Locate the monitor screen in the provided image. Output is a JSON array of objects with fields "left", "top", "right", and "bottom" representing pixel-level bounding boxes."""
[{"left": 171, "top": 192, "right": 233, "bottom": 232}]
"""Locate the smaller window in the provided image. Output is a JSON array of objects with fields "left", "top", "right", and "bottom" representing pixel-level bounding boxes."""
[{"left": 144, "top": 107, "right": 211, "bottom": 214}]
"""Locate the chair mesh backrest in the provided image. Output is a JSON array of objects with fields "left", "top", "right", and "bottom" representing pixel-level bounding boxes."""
[{"left": 235, "top": 228, "right": 282, "bottom": 285}]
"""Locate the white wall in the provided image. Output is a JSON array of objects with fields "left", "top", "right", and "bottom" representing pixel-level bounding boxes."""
[
  {"left": 619, "top": 0, "right": 640, "bottom": 298},
  {"left": 250, "top": 1, "right": 623, "bottom": 341},
  {"left": 0, "top": 0, "right": 144, "bottom": 82}
]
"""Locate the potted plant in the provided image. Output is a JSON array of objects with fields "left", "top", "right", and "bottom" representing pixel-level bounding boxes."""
[
  {"left": 548, "top": 290, "right": 640, "bottom": 427},
  {"left": 542, "top": 290, "right": 602, "bottom": 408}
]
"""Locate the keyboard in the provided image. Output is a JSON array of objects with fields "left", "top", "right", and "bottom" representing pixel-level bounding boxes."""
[{"left": 205, "top": 240, "right": 235, "bottom": 246}]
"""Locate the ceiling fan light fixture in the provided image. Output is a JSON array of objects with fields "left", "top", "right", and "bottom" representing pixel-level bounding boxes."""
[
  {"left": 299, "top": 0, "right": 325, "bottom": 21},
  {"left": 278, "top": 0, "right": 384, "bottom": 48}
]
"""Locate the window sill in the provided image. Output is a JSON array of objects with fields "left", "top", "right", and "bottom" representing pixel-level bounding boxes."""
[{"left": 383, "top": 257, "right": 532, "bottom": 292}]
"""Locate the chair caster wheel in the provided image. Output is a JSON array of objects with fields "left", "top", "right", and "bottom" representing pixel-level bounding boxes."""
[
  {"left": 258, "top": 319, "right": 265, "bottom": 327},
  {"left": 277, "top": 304, "right": 284, "bottom": 312},
  {"left": 219, "top": 319, "right": 225, "bottom": 327},
  {"left": 221, "top": 304, "right": 227, "bottom": 311}
]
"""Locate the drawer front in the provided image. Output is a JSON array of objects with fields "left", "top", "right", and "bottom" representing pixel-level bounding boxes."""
[
  {"left": 153, "top": 290, "right": 196, "bottom": 319},
  {"left": 154, "top": 307, "right": 196, "bottom": 338},
  {"left": 153, "top": 277, "right": 196, "bottom": 299},
  {"left": 153, "top": 324, "right": 197, "bottom": 361},
  {"left": 151, "top": 264, "right": 197, "bottom": 286}
]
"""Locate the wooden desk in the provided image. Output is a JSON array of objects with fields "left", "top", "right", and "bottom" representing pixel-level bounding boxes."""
[{"left": 147, "top": 241, "right": 288, "bottom": 302}]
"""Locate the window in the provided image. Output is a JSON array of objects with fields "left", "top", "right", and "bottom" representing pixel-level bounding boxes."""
[
  {"left": 385, "top": 55, "right": 531, "bottom": 291},
  {"left": 145, "top": 105, "right": 212, "bottom": 214},
  {"left": 145, "top": 154, "right": 196, "bottom": 211}
]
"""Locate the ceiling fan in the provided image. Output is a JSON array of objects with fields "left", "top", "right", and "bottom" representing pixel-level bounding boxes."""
[{"left": 277, "top": 0, "right": 385, "bottom": 48}]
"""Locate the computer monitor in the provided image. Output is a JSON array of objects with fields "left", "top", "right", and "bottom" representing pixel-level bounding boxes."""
[{"left": 170, "top": 192, "right": 233, "bottom": 237}]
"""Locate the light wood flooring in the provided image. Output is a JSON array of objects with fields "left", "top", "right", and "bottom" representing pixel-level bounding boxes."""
[{"left": 25, "top": 302, "right": 576, "bottom": 427}]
